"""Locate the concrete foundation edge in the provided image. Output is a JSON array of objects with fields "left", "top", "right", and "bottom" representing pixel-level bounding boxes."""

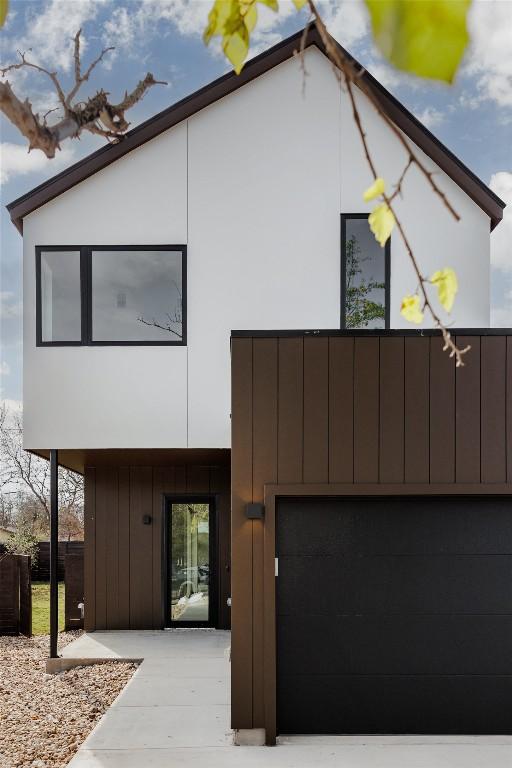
[{"left": 45, "top": 657, "right": 143, "bottom": 674}]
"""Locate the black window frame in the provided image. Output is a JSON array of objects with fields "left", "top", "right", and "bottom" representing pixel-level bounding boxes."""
[
  {"left": 35, "top": 244, "right": 187, "bottom": 347},
  {"left": 340, "top": 213, "right": 391, "bottom": 330}
]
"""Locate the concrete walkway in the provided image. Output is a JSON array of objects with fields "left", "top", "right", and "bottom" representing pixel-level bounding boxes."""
[{"left": 65, "top": 630, "right": 512, "bottom": 767}]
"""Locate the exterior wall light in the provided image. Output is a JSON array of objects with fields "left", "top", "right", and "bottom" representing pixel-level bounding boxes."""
[{"left": 245, "top": 503, "right": 264, "bottom": 520}]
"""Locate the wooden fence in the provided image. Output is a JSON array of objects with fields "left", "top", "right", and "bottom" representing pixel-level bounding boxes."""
[
  {"left": 0, "top": 541, "right": 84, "bottom": 581},
  {"left": 65, "top": 552, "right": 84, "bottom": 631},
  {"left": 33, "top": 541, "right": 84, "bottom": 581},
  {"left": 0, "top": 554, "right": 32, "bottom": 635}
]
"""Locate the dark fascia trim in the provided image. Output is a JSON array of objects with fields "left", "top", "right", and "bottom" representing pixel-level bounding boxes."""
[
  {"left": 7, "top": 26, "right": 505, "bottom": 234},
  {"left": 231, "top": 328, "right": 512, "bottom": 338}
]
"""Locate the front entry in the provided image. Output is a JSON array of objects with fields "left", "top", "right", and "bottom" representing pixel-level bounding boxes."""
[{"left": 165, "top": 497, "right": 217, "bottom": 627}]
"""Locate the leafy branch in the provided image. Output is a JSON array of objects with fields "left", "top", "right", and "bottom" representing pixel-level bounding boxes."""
[
  {"left": 302, "top": 1, "right": 468, "bottom": 365},
  {"left": 0, "top": 29, "right": 167, "bottom": 157}
]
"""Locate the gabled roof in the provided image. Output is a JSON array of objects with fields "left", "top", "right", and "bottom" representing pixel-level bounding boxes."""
[{"left": 7, "top": 25, "right": 505, "bottom": 233}]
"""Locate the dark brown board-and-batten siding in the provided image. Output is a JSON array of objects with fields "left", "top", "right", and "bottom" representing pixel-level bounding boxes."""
[
  {"left": 84, "top": 462, "right": 231, "bottom": 631},
  {"left": 230, "top": 333, "right": 512, "bottom": 732}
]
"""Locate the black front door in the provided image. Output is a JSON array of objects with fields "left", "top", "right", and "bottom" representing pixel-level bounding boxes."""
[
  {"left": 166, "top": 497, "right": 217, "bottom": 627},
  {"left": 277, "top": 495, "right": 512, "bottom": 734}
]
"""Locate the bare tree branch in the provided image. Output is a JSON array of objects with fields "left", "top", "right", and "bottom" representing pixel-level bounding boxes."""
[{"left": 0, "top": 31, "right": 167, "bottom": 158}]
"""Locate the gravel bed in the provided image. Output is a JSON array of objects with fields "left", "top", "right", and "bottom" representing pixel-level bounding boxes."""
[{"left": 0, "top": 633, "right": 137, "bottom": 768}]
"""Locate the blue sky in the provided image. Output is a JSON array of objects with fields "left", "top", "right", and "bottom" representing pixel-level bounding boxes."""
[{"left": 1, "top": 0, "right": 511, "bottom": 405}]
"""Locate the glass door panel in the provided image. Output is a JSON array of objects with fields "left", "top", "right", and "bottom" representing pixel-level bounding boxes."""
[{"left": 169, "top": 502, "right": 211, "bottom": 624}]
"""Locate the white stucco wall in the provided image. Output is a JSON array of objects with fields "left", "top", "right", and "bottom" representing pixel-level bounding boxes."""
[{"left": 22, "top": 47, "right": 491, "bottom": 450}]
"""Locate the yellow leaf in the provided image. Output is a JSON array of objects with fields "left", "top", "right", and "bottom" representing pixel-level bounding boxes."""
[
  {"left": 363, "top": 177, "right": 386, "bottom": 202},
  {"left": 430, "top": 267, "right": 458, "bottom": 312},
  {"left": 293, "top": 0, "right": 307, "bottom": 8},
  {"left": 365, "top": 0, "right": 470, "bottom": 83},
  {"left": 204, "top": 0, "right": 278, "bottom": 73},
  {"left": 0, "top": 0, "right": 8, "bottom": 27},
  {"left": 368, "top": 203, "right": 395, "bottom": 247},
  {"left": 224, "top": 29, "right": 249, "bottom": 74},
  {"left": 400, "top": 294, "right": 424, "bottom": 324}
]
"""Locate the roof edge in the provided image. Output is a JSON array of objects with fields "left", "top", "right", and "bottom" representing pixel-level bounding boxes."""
[{"left": 7, "top": 25, "right": 505, "bottom": 234}]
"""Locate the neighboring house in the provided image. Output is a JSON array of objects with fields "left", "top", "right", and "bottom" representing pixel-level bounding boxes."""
[{"left": 7, "top": 27, "right": 509, "bottom": 743}]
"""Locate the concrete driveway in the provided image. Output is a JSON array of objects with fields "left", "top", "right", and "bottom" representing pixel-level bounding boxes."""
[{"left": 65, "top": 630, "right": 512, "bottom": 767}]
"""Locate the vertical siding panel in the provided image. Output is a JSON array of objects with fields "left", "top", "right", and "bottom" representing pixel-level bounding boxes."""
[
  {"left": 231, "top": 338, "right": 254, "bottom": 728},
  {"left": 84, "top": 467, "right": 96, "bottom": 631},
  {"left": 303, "top": 337, "right": 329, "bottom": 483},
  {"left": 174, "top": 465, "right": 187, "bottom": 493},
  {"left": 186, "top": 465, "right": 210, "bottom": 493},
  {"left": 118, "top": 467, "right": 130, "bottom": 629},
  {"left": 508, "top": 338, "right": 512, "bottom": 483},
  {"left": 354, "top": 337, "right": 379, "bottom": 483},
  {"left": 211, "top": 465, "right": 231, "bottom": 629},
  {"left": 252, "top": 338, "right": 278, "bottom": 727},
  {"left": 481, "top": 336, "right": 507, "bottom": 482},
  {"left": 329, "top": 337, "right": 354, "bottom": 483},
  {"left": 129, "top": 466, "right": 153, "bottom": 629},
  {"left": 404, "top": 337, "right": 430, "bottom": 483},
  {"left": 94, "top": 466, "right": 108, "bottom": 630},
  {"left": 455, "top": 337, "right": 481, "bottom": 483},
  {"left": 430, "top": 337, "right": 456, "bottom": 482},
  {"left": 379, "top": 337, "right": 405, "bottom": 483},
  {"left": 105, "top": 467, "right": 120, "bottom": 629},
  {"left": 277, "top": 338, "right": 303, "bottom": 483}
]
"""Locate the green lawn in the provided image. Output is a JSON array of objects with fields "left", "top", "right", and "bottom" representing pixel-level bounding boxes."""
[{"left": 31, "top": 582, "right": 65, "bottom": 635}]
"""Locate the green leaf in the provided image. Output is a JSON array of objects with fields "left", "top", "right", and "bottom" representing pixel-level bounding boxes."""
[
  {"left": 204, "top": 0, "right": 279, "bottom": 74},
  {"left": 293, "top": 0, "right": 308, "bottom": 8},
  {"left": 363, "top": 176, "right": 386, "bottom": 202},
  {"left": 400, "top": 294, "right": 424, "bottom": 324},
  {"left": 430, "top": 267, "right": 458, "bottom": 312},
  {"left": 0, "top": 0, "right": 8, "bottom": 27},
  {"left": 368, "top": 203, "right": 395, "bottom": 247},
  {"left": 364, "top": 0, "right": 471, "bottom": 83}
]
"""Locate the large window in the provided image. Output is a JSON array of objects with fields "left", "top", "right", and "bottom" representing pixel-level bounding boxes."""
[
  {"left": 36, "top": 245, "right": 186, "bottom": 346},
  {"left": 341, "top": 214, "right": 390, "bottom": 329}
]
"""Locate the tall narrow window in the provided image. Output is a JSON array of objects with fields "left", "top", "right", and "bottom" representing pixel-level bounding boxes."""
[
  {"left": 341, "top": 214, "right": 390, "bottom": 329},
  {"left": 90, "top": 247, "right": 185, "bottom": 343},
  {"left": 37, "top": 249, "right": 82, "bottom": 343}
]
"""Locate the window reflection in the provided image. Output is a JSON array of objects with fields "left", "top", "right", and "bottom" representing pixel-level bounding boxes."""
[
  {"left": 91, "top": 249, "right": 183, "bottom": 342},
  {"left": 40, "top": 250, "right": 81, "bottom": 342},
  {"left": 344, "top": 217, "right": 387, "bottom": 329},
  {"left": 170, "top": 503, "right": 210, "bottom": 623}
]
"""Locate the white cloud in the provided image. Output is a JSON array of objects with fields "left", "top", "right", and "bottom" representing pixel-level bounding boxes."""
[
  {"left": 489, "top": 171, "right": 512, "bottom": 273},
  {"left": 4, "top": 0, "right": 109, "bottom": 72},
  {"left": 0, "top": 292, "right": 22, "bottom": 320},
  {"left": 0, "top": 362, "right": 11, "bottom": 377},
  {"left": 414, "top": 106, "right": 445, "bottom": 130},
  {"left": 465, "top": 0, "right": 512, "bottom": 108},
  {"left": 102, "top": 0, "right": 299, "bottom": 62},
  {"left": 320, "top": 0, "right": 368, "bottom": 49},
  {"left": 0, "top": 142, "right": 77, "bottom": 184}
]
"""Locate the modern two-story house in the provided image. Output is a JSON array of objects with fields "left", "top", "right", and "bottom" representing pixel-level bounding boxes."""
[{"left": 7, "top": 26, "right": 510, "bottom": 744}]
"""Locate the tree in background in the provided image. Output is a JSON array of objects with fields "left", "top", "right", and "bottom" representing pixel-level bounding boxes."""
[
  {"left": 344, "top": 234, "right": 385, "bottom": 329},
  {"left": 0, "top": 403, "right": 84, "bottom": 540}
]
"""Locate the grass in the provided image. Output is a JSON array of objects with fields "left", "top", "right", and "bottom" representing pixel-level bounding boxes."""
[{"left": 31, "top": 581, "right": 65, "bottom": 635}]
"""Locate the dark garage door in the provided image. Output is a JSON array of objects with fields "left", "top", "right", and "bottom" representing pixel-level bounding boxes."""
[{"left": 277, "top": 496, "right": 512, "bottom": 734}]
